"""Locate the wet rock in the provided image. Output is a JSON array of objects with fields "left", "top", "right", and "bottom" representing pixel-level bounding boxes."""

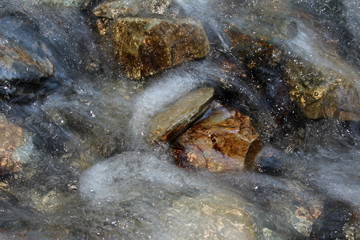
[
  {"left": 79, "top": 151, "right": 260, "bottom": 239},
  {"left": 165, "top": 192, "right": 257, "bottom": 240},
  {"left": 0, "top": 117, "right": 29, "bottom": 176},
  {"left": 93, "top": 0, "right": 175, "bottom": 19},
  {"left": 96, "top": 17, "right": 210, "bottom": 79},
  {"left": 285, "top": 58, "right": 360, "bottom": 121},
  {"left": 226, "top": 27, "right": 284, "bottom": 70},
  {"left": 0, "top": 188, "right": 38, "bottom": 231},
  {"left": 0, "top": 36, "right": 53, "bottom": 84},
  {"left": 0, "top": 15, "right": 55, "bottom": 101},
  {"left": 149, "top": 87, "right": 214, "bottom": 142},
  {"left": 174, "top": 103, "right": 262, "bottom": 172},
  {"left": 45, "top": 92, "right": 131, "bottom": 158}
]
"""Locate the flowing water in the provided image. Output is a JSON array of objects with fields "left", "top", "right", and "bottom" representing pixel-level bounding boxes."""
[{"left": 0, "top": 0, "right": 360, "bottom": 239}]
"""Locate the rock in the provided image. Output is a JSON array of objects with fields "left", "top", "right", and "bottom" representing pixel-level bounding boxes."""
[
  {"left": 165, "top": 192, "right": 257, "bottom": 240},
  {"left": 97, "top": 17, "right": 210, "bottom": 79},
  {"left": 0, "top": 37, "right": 53, "bottom": 84},
  {"left": 285, "top": 58, "right": 360, "bottom": 121},
  {"left": 0, "top": 15, "right": 55, "bottom": 101},
  {"left": 255, "top": 147, "right": 286, "bottom": 175},
  {"left": 149, "top": 87, "right": 214, "bottom": 142},
  {"left": 93, "top": 0, "right": 174, "bottom": 19},
  {"left": 0, "top": 117, "right": 27, "bottom": 176},
  {"left": 45, "top": 93, "right": 131, "bottom": 159},
  {"left": 174, "top": 103, "right": 262, "bottom": 172},
  {"left": 226, "top": 27, "right": 283, "bottom": 70},
  {"left": 79, "top": 151, "right": 259, "bottom": 239}
]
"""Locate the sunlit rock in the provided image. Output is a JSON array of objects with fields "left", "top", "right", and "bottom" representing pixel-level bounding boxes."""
[
  {"left": 285, "top": 58, "right": 360, "bottom": 121},
  {"left": 93, "top": 0, "right": 174, "bottom": 19},
  {"left": 174, "top": 103, "right": 262, "bottom": 172},
  {"left": 149, "top": 87, "right": 214, "bottom": 142},
  {"left": 0, "top": 117, "right": 31, "bottom": 176},
  {"left": 96, "top": 17, "right": 210, "bottom": 79}
]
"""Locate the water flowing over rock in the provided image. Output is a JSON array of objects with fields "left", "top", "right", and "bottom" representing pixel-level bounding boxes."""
[
  {"left": 95, "top": 16, "right": 210, "bottom": 79},
  {"left": 93, "top": 0, "right": 175, "bottom": 19},
  {"left": 174, "top": 103, "right": 262, "bottom": 172},
  {"left": 79, "top": 151, "right": 258, "bottom": 239},
  {"left": 285, "top": 58, "right": 360, "bottom": 121},
  {"left": 149, "top": 87, "right": 214, "bottom": 142},
  {"left": 0, "top": 117, "right": 27, "bottom": 176}
]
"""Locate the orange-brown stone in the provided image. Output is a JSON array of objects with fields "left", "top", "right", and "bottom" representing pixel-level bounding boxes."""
[
  {"left": 0, "top": 118, "right": 25, "bottom": 175},
  {"left": 174, "top": 103, "right": 262, "bottom": 172}
]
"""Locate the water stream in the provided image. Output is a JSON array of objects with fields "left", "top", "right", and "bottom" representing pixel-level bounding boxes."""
[{"left": 0, "top": 0, "right": 360, "bottom": 239}]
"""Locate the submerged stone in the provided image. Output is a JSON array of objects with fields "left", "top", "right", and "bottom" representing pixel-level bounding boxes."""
[
  {"left": 0, "top": 15, "right": 56, "bottom": 101},
  {"left": 165, "top": 192, "right": 257, "bottom": 240},
  {"left": 97, "top": 17, "right": 210, "bottom": 79},
  {"left": 0, "top": 118, "right": 26, "bottom": 176},
  {"left": 149, "top": 87, "right": 214, "bottom": 142},
  {"left": 0, "top": 37, "right": 53, "bottom": 84},
  {"left": 285, "top": 59, "right": 360, "bottom": 121},
  {"left": 174, "top": 103, "right": 262, "bottom": 172},
  {"left": 79, "top": 151, "right": 259, "bottom": 239}
]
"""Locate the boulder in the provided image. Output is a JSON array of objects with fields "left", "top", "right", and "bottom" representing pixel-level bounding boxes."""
[
  {"left": 285, "top": 58, "right": 360, "bottom": 121},
  {"left": 0, "top": 118, "right": 26, "bottom": 175},
  {"left": 149, "top": 87, "right": 214, "bottom": 142},
  {"left": 0, "top": 37, "right": 53, "bottom": 84},
  {"left": 96, "top": 17, "right": 210, "bottom": 79},
  {"left": 0, "top": 15, "right": 55, "bottom": 101},
  {"left": 174, "top": 103, "right": 262, "bottom": 172}
]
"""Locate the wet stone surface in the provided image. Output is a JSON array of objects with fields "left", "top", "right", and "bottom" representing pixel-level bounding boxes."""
[
  {"left": 174, "top": 103, "right": 262, "bottom": 172},
  {"left": 96, "top": 17, "right": 210, "bottom": 79},
  {"left": 0, "top": 15, "right": 55, "bottom": 101},
  {"left": 285, "top": 58, "right": 360, "bottom": 121},
  {"left": 0, "top": 117, "right": 26, "bottom": 176},
  {"left": 149, "top": 87, "right": 214, "bottom": 142}
]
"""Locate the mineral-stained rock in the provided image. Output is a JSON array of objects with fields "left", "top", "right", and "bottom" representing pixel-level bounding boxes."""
[
  {"left": 0, "top": 15, "right": 55, "bottom": 101},
  {"left": 174, "top": 103, "right": 262, "bottom": 172},
  {"left": 285, "top": 58, "right": 360, "bottom": 121},
  {"left": 0, "top": 36, "right": 54, "bottom": 84},
  {"left": 149, "top": 87, "right": 214, "bottom": 142},
  {"left": 98, "top": 17, "right": 210, "bottom": 79},
  {"left": 93, "top": 0, "right": 174, "bottom": 19},
  {"left": 0, "top": 118, "right": 26, "bottom": 175}
]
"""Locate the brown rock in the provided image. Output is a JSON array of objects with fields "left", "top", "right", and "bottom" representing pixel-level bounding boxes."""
[
  {"left": 97, "top": 17, "right": 210, "bottom": 79},
  {"left": 174, "top": 103, "right": 262, "bottom": 172},
  {"left": 149, "top": 87, "right": 214, "bottom": 142},
  {"left": 285, "top": 59, "right": 360, "bottom": 121},
  {"left": 226, "top": 27, "right": 283, "bottom": 69},
  {"left": 0, "top": 118, "right": 25, "bottom": 175}
]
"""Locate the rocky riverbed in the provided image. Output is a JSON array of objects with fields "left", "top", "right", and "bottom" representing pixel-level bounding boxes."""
[{"left": 0, "top": 0, "right": 360, "bottom": 239}]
